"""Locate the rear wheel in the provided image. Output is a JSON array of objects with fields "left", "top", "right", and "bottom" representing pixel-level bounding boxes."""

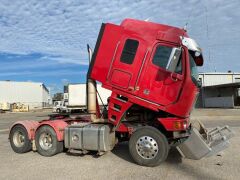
[
  {"left": 10, "top": 125, "right": 32, "bottom": 153},
  {"left": 35, "top": 125, "right": 63, "bottom": 156},
  {"left": 129, "top": 126, "right": 169, "bottom": 167}
]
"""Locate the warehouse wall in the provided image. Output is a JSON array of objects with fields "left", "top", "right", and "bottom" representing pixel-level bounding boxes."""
[
  {"left": 199, "top": 73, "right": 240, "bottom": 86},
  {"left": 200, "top": 87, "right": 235, "bottom": 108},
  {"left": 197, "top": 73, "right": 240, "bottom": 108},
  {"left": 203, "top": 87, "right": 235, "bottom": 97},
  {"left": 41, "top": 85, "right": 50, "bottom": 107},
  {"left": 0, "top": 81, "right": 49, "bottom": 109},
  {"left": 204, "top": 97, "right": 234, "bottom": 108}
]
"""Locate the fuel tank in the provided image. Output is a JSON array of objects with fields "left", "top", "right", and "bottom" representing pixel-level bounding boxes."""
[{"left": 64, "top": 123, "right": 115, "bottom": 152}]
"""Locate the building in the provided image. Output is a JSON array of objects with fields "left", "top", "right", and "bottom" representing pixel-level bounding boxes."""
[
  {"left": 199, "top": 72, "right": 240, "bottom": 86},
  {"left": 0, "top": 81, "right": 50, "bottom": 109},
  {"left": 197, "top": 72, "right": 240, "bottom": 108}
]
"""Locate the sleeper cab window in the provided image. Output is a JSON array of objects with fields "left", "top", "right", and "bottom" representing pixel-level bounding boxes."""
[
  {"left": 120, "top": 39, "right": 139, "bottom": 64},
  {"left": 152, "top": 45, "right": 182, "bottom": 74}
]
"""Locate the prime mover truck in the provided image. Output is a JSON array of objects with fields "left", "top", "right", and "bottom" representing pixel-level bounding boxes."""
[{"left": 9, "top": 19, "right": 233, "bottom": 167}]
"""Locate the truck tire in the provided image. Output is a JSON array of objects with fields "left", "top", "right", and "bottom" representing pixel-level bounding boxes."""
[
  {"left": 9, "top": 125, "right": 32, "bottom": 153},
  {"left": 129, "top": 126, "right": 169, "bottom": 167},
  {"left": 35, "top": 125, "right": 63, "bottom": 157}
]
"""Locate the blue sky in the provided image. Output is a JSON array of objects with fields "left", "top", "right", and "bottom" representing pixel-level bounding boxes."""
[{"left": 0, "top": 0, "right": 239, "bottom": 94}]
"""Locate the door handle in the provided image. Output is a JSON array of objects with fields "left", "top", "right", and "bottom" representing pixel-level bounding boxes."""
[
  {"left": 171, "top": 73, "right": 183, "bottom": 81},
  {"left": 128, "top": 86, "right": 134, "bottom": 91}
]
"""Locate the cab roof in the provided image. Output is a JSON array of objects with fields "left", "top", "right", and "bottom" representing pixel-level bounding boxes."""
[{"left": 120, "top": 18, "right": 188, "bottom": 44}]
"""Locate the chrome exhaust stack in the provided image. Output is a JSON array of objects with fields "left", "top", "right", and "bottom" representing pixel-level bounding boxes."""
[
  {"left": 176, "top": 121, "right": 234, "bottom": 160},
  {"left": 87, "top": 78, "right": 97, "bottom": 121},
  {"left": 87, "top": 45, "right": 102, "bottom": 123}
]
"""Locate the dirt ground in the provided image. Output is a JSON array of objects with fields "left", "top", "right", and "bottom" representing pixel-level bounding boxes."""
[{"left": 0, "top": 109, "right": 239, "bottom": 180}]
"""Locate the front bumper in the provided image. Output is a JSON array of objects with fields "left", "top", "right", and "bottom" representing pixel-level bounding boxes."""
[{"left": 176, "top": 122, "right": 234, "bottom": 160}]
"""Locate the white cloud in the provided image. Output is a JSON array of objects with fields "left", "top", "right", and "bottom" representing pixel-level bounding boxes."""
[
  {"left": 0, "top": 69, "right": 87, "bottom": 77},
  {"left": 0, "top": 0, "right": 239, "bottom": 71},
  {"left": 61, "top": 78, "right": 69, "bottom": 85}
]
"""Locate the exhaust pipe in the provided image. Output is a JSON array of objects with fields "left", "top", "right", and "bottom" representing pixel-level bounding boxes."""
[
  {"left": 87, "top": 44, "right": 98, "bottom": 122},
  {"left": 87, "top": 79, "right": 97, "bottom": 121}
]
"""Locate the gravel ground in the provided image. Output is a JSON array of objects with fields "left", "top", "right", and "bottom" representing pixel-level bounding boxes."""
[{"left": 0, "top": 109, "right": 239, "bottom": 180}]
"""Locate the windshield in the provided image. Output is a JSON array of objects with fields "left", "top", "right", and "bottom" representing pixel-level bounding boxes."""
[{"left": 189, "top": 51, "right": 199, "bottom": 85}]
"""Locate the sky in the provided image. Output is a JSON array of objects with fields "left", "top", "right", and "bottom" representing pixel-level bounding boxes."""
[{"left": 0, "top": 0, "right": 239, "bottom": 94}]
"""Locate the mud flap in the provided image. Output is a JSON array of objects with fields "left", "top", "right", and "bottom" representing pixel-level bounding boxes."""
[{"left": 176, "top": 122, "right": 234, "bottom": 160}]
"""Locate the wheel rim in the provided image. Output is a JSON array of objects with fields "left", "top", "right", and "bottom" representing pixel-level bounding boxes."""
[
  {"left": 13, "top": 131, "right": 25, "bottom": 147},
  {"left": 39, "top": 132, "right": 53, "bottom": 150},
  {"left": 136, "top": 136, "right": 158, "bottom": 159}
]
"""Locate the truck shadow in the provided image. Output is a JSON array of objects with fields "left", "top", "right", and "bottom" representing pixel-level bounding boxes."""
[
  {"left": 112, "top": 142, "right": 220, "bottom": 179},
  {"left": 64, "top": 142, "right": 220, "bottom": 179},
  {"left": 111, "top": 142, "right": 182, "bottom": 165}
]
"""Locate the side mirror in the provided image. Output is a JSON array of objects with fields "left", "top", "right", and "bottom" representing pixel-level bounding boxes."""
[
  {"left": 167, "top": 48, "right": 181, "bottom": 72},
  {"left": 197, "top": 79, "right": 202, "bottom": 88},
  {"left": 87, "top": 44, "right": 93, "bottom": 63}
]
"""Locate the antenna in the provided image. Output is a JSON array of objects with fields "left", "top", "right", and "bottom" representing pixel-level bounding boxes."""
[
  {"left": 183, "top": 23, "right": 188, "bottom": 32},
  {"left": 181, "top": 5, "right": 193, "bottom": 43},
  {"left": 144, "top": 18, "right": 150, "bottom": 22},
  {"left": 184, "top": 4, "right": 194, "bottom": 30}
]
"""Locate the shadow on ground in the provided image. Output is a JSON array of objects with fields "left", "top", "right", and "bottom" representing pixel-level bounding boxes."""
[
  {"left": 111, "top": 142, "right": 183, "bottom": 165},
  {"left": 112, "top": 142, "right": 220, "bottom": 179}
]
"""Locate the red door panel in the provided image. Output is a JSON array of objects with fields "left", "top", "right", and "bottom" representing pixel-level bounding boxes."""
[
  {"left": 137, "top": 43, "right": 185, "bottom": 106},
  {"left": 109, "top": 36, "right": 147, "bottom": 94},
  {"left": 110, "top": 69, "right": 131, "bottom": 89}
]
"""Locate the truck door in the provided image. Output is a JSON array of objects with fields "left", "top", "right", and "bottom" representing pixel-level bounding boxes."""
[
  {"left": 108, "top": 37, "right": 147, "bottom": 94},
  {"left": 137, "top": 43, "right": 185, "bottom": 106}
]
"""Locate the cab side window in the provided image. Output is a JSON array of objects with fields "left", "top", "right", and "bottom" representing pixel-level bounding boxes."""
[
  {"left": 152, "top": 46, "right": 172, "bottom": 68},
  {"left": 152, "top": 45, "right": 182, "bottom": 74},
  {"left": 120, "top": 39, "right": 139, "bottom": 64}
]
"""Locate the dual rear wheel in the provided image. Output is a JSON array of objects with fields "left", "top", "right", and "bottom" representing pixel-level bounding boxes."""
[
  {"left": 10, "top": 125, "right": 32, "bottom": 153},
  {"left": 10, "top": 125, "right": 63, "bottom": 156},
  {"left": 35, "top": 126, "right": 63, "bottom": 156}
]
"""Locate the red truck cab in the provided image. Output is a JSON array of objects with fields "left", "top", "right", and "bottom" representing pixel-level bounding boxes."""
[{"left": 89, "top": 19, "right": 203, "bottom": 131}]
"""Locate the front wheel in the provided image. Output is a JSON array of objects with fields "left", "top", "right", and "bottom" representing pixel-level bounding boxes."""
[
  {"left": 35, "top": 125, "right": 63, "bottom": 157},
  {"left": 129, "top": 126, "right": 169, "bottom": 167}
]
